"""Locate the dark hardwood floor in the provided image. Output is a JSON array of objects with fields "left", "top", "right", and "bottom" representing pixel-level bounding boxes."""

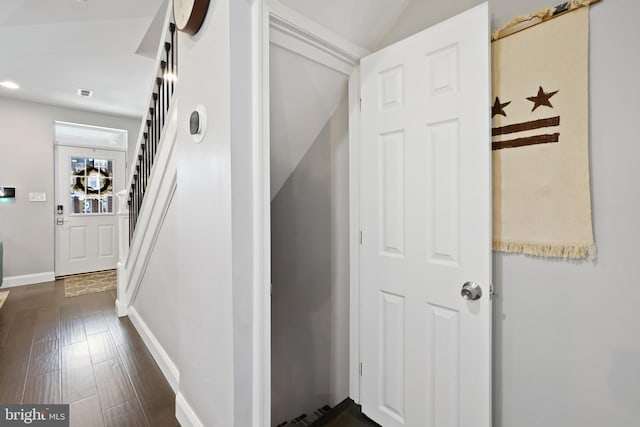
[
  {"left": 312, "top": 399, "right": 380, "bottom": 427},
  {"left": 0, "top": 280, "right": 178, "bottom": 427}
]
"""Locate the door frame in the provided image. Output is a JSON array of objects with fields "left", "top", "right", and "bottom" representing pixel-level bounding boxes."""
[
  {"left": 257, "top": 1, "right": 369, "bottom": 425},
  {"left": 53, "top": 121, "right": 128, "bottom": 277},
  {"left": 256, "top": 2, "right": 493, "bottom": 426},
  {"left": 347, "top": 69, "right": 362, "bottom": 403}
]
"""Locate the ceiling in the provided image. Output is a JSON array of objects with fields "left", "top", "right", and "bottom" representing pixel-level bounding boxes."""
[
  {"left": 0, "top": 0, "right": 166, "bottom": 118},
  {"left": 278, "top": 0, "right": 412, "bottom": 51}
]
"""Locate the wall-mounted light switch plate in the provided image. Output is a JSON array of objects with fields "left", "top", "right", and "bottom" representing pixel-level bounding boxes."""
[{"left": 29, "top": 192, "right": 46, "bottom": 202}]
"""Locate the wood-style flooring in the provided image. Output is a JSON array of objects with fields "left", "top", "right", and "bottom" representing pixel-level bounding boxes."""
[{"left": 0, "top": 280, "right": 178, "bottom": 427}]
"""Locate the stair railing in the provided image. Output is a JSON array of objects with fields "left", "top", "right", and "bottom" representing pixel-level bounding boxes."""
[{"left": 128, "top": 21, "right": 177, "bottom": 244}]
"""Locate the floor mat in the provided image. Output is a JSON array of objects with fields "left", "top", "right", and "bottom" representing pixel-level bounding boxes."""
[
  {"left": 0, "top": 291, "right": 9, "bottom": 310},
  {"left": 64, "top": 269, "right": 117, "bottom": 297}
]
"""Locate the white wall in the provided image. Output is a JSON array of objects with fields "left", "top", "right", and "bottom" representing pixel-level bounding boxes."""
[
  {"left": 170, "top": 0, "right": 268, "bottom": 425},
  {"left": 131, "top": 198, "right": 179, "bottom": 366},
  {"left": 382, "top": 1, "right": 640, "bottom": 426},
  {"left": 271, "top": 116, "right": 332, "bottom": 424},
  {"left": 270, "top": 78, "right": 350, "bottom": 427},
  {"left": 175, "top": 0, "right": 234, "bottom": 425},
  {"left": 328, "top": 96, "right": 350, "bottom": 408},
  {"left": 0, "top": 96, "right": 139, "bottom": 279}
]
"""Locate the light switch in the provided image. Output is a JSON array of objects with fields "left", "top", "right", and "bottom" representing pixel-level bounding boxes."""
[{"left": 29, "top": 192, "right": 46, "bottom": 202}]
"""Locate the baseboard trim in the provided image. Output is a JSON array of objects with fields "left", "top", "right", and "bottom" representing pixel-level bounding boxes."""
[
  {"left": 2, "top": 272, "right": 55, "bottom": 288},
  {"left": 127, "top": 306, "right": 179, "bottom": 393},
  {"left": 176, "top": 393, "right": 204, "bottom": 427}
]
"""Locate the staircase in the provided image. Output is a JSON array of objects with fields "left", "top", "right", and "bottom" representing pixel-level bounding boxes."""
[{"left": 116, "top": 4, "right": 178, "bottom": 318}]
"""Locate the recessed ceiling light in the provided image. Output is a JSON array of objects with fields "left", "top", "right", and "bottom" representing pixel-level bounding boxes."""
[
  {"left": 77, "top": 88, "right": 94, "bottom": 97},
  {"left": 0, "top": 81, "right": 20, "bottom": 89}
]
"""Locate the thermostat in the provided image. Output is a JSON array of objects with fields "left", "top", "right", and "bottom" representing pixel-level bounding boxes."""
[
  {"left": 189, "top": 105, "right": 207, "bottom": 143},
  {"left": 0, "top": 187, "right": 15, "bottom": 199}
]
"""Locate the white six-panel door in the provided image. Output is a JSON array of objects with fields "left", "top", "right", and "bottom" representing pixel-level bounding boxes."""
[
  {"left": 55, "top": 146, "right": 125, "bottom": 277},
  {"left": 359, "top": 3, "right": 491, "bottom": 427}
]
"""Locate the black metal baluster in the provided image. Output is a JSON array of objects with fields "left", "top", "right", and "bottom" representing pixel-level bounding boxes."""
[
  {"left": 132, "top": 177, "right": 137, "bottom": 233},
  {"left": 131, "top": 189, "right": 134, "bottom": 220},
  {"left": 164, "top": 41, "right": 171, "bottom": 114},
  {"left": 159, "top": 68, "right": 165, "bottom": 130},
  {"left": 138, "top": 155, "right": 144, "bottom": 197},
  {"left": 146, "top": 120, "right": 152, "bottom": 169},
  {"left": 135, "top": 164, "right": 141, "bottom": 213},
  {"left": 170, "top": 23, "right": 176, "bottom": 95},
  {"left": 156, "top": 76, "right": 162, "bottom": 139},
  {"left": 144, "top": 149, "right": 148, "bottom": 190},
  {"left": 149, "top": 106, "right": 156, "bottom": 167},
  {"left": 142, "top": 132, "right": 149, "bottom": 185},
  {"left": 154, "top": 94, "right": 159, "bottom": 153},
  {"left": 136, "top": 180, "right": 139, "bottom": 227},
  {"left": 132, "top": 182, "right": 136, "bottom": 233},
  {"left": 140, "top": 144, "right": 146, "bottom": 192},
  {"left": 128, "top": 197, "right": 132, "bottom": 243},
  {"left": 156, "top": 78, "right": 161, "bottom": 142}
]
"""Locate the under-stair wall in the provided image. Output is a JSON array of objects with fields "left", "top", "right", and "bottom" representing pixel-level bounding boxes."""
[
  {"left": 128, "top": 192, "right": 180, "bottom": 391},
  {"left": 271, "top": 95, "right": 350, "bottom": 425}
]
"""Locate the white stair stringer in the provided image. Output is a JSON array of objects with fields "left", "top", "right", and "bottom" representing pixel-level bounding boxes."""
[{"left": 117, "top": 101, "right": 178, "bottom": 317}]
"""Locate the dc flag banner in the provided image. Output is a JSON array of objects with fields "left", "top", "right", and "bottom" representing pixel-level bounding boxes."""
[{"left": 491, "top": 5, "right": 596, "bottom": 259}]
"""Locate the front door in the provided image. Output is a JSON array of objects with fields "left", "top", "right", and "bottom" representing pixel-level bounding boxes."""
[
  {"left": 359, "top": 3, "right": 491, "bottom": 426},
  {"left": 54, "top": 145, "right": 125, "bottom": 276}
]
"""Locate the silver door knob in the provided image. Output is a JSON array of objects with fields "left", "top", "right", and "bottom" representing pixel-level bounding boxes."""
[{"left": 461, "top": 281, "right": 482, "bottom": 301}]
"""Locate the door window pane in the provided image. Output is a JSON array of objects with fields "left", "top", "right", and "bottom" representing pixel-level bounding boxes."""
[{"left": 70, "top": 157, "right": 114, "bottom": 214}]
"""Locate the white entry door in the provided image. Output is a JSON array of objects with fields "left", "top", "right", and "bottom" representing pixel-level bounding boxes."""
[
  {"left": 55, "top": 146, "right": 125, "bottom": 276},
  {"left": 359, "top": 3, "right": 491, "bottom": 427}
]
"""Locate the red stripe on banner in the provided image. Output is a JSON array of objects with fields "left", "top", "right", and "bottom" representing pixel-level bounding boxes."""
[
  {"left": 492, "top": 116, "right": 560, "bottom": 136},
  {"left": 492, "top": 133, "right": 560, "bottom": 150}
]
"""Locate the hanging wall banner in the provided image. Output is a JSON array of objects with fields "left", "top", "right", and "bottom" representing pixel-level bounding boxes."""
[{"left": 492, "top": 6, "right": 595, "bottom": 259}]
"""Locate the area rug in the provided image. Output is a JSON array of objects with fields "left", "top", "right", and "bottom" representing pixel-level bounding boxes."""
[
  {"left": 64, "top": 269, "right": 117, "bottom": 297},
  {"left": 0, "top": 291, "right": 9, "bottom": 310},
  {"left": 491, "top": 4, "right": 595, "bottom": 259}
]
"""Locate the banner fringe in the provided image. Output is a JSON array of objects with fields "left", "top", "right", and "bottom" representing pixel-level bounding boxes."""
[{"left": 493, "top": 240, "right": 597, "bottom": 260}]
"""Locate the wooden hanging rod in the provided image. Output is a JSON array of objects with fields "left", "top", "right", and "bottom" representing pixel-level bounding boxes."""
[{"left": 492, "top": 0, "right": 601, "bottom": 41}]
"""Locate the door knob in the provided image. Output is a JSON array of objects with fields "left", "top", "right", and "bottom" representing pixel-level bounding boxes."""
[{"left": 461, "top": 281, "right": 482, "bottom": 301}]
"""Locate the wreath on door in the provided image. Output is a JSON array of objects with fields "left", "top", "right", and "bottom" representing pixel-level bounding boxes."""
[{"left": 71, "top": 166, "right": 113, "bottom": 195}]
